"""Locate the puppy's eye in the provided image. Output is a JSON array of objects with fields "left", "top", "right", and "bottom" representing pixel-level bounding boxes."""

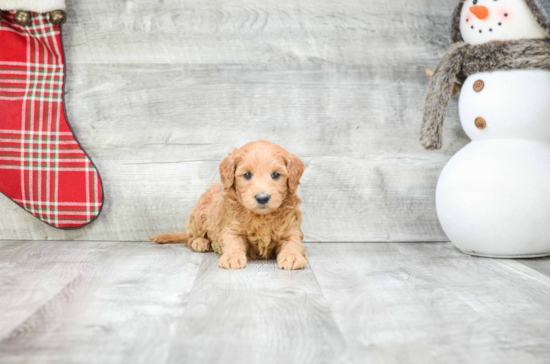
[
  {"left": 271, "top": 172, "right": 280, "bottom": 179},
  {"left": 244, "top": 172, "right": 252, "bottom": 180}
]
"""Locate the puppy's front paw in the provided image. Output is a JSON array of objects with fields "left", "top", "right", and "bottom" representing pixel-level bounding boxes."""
[
  {"left": 219, "top": 252, "right": 247, "bottom": 270},
  {"left": 277, "top": 251, "right": 307, "bottom": 270}
]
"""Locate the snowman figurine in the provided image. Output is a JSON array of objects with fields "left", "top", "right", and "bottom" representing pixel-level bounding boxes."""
[{"left": 420, "top": 0, "right": 550, "bottom": 257}]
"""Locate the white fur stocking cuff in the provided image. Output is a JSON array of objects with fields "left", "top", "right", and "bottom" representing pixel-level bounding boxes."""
[{"left": 0, "top": 0, "right": 65, "bottom": 12}]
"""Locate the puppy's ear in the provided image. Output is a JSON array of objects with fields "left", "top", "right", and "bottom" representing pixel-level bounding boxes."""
[
  {"left": 220, "top": 149, "right": 237, "bottom": 190},
  {"left": 285, "top": 154, "right": 306, "bottom": 194}
]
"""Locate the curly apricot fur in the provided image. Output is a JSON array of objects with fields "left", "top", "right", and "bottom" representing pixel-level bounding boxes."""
[{"left": 150, "top": 140, "right": 307, "bottom": 270}]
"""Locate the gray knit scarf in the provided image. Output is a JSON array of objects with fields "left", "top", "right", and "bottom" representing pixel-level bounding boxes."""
[{"left": 419, "top": 39, "right": 550, "bottom": 150}]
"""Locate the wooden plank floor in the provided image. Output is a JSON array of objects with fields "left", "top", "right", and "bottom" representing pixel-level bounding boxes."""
[{"left": 1, "top": 241, "right": 550, "bottom": 363}]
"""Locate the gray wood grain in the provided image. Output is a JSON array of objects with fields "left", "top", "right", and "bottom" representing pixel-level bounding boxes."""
[
  {"left": 0, "top": 0, "right": 468, "bottom": 241},
  {"left": 0, "top": 241, "right": 202, "bottom": 363},
  {"left": 516, "top": 257, "right": 550, "bottom": 277},
  {"left": 0, "top": 240, "right": 112, "bottom": 340},
  {"left": 168, "top": 253, "right": 348, "bottom": 364},
  {"left": 63, "top": 0, "right": 456, "bottom": 66},
  {"left": 307, "top": 242, "right": 550, "bottom": 364},
  {"left": 2, "top": 241, "right": 550, "bottom": 363}
]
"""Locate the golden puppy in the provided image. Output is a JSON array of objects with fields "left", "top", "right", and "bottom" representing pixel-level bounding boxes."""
[{"left": 149, "top": 140, "right": 307, "bottom": 270}]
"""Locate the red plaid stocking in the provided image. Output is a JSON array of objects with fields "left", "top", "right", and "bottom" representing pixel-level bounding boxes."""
[{"left": 0, "top": 9, "right": 104, "bottom": 229}]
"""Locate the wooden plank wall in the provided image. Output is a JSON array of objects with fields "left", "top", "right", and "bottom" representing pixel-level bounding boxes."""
[{"left": 0, "top": 0, "right": 469, "bottom": 241}]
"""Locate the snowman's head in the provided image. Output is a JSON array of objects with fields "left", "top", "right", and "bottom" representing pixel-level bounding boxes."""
[{"left": 457, "top": 0, "right": 549, "bottom": 44}]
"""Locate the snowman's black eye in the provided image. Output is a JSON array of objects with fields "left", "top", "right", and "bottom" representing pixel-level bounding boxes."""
[
  {"left": 504, "top": 13, "right": 508, "bottom": 16},
  {"left": 473, "top": 0, "right": 478, "bottom": 4}
]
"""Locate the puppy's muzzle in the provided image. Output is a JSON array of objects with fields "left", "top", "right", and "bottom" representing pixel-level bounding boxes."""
[{"left": 255, "top": 193, "right": 271, "bottom": 205}]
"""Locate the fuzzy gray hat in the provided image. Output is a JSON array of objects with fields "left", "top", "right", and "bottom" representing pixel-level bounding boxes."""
[{"left": 452, "top": 0, "right": 550, "bottom": 42}]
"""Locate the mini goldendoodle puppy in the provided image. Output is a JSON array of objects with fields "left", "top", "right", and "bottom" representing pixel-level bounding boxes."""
[{"left": 149, "top": 140, "right": 307, "bottom": 270}]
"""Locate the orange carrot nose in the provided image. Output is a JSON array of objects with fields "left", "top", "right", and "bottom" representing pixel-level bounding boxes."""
[{"left": 470, "top": 5, "right": 489, "bottom": 20}]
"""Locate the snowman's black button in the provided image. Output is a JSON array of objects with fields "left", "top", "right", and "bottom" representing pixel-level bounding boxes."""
[
  {"left": 473, "top": 79, "right": 484, "bottom": 92},
  {"left": 475, "top": 117, "right": 486, "bottom": 130}
]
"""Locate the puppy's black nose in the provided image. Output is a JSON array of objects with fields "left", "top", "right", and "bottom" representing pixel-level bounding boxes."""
[{"left": 255, "top": 193, "right": 271, "bottom": 205}]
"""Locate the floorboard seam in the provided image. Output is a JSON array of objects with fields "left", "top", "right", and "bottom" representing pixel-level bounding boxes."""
[
  {"left": 306, "top": 259, "right": 351, "bottom": 361},
  {"left": 0, "top": 272, "right": 85, "bottom": 344},
  {"left": 496, "top": 259, "right": 550, "bottom": 284}
]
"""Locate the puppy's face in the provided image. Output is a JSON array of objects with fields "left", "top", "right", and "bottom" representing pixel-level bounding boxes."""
[
  {"left": 220, "top": 141, "right": 305, "bottom": 215},
  {"left": 234, "top": 153, "right": 288, "bottom": 214}
]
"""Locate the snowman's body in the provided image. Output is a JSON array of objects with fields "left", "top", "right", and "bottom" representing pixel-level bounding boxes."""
[
  {"left": 433, "top": 0, "right": 550, "bottom": 257},
  {"left": 437, "top": 70, "right": 550, "bottom": 257}
]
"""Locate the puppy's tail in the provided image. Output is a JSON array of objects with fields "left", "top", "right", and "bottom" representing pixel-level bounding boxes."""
[{"left": 149, "top": 231, "right": 188, "bottom": 244}]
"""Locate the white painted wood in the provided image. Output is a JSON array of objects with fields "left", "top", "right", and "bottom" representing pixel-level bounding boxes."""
[
  {"left": 168, "top": 253, "right": 348, "bottom": 364},
  {"left": 517, "top": 257, "right": 550, "bottom": 277},
  {"left": 63, "top": 0, "right": 458, "bottom": 66},
  {"left": 2, "top": 241, "right": 550, "bottom": 363},
  {"left": 307, "top": 242, "right": 550, "bottom": 364},
  {"left": 0, "top": 241, "right": 202, "bottom": 363},
  {"left": 0, "top": 240, "right": 111, "bottom": 340},
  {"left": 0, "top": 0, "right": 468, "bottom": 241}
]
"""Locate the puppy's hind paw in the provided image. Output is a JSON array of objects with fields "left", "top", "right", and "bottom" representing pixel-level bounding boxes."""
[
  {"left": 189, "top": 238, "right": 212, "bottom": 253},
  {"left": 219, "top": 252, "right": 247, "bottom": 270},
  {"left": 277, "top": 252, "right": 307, "bottom": 270}
]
